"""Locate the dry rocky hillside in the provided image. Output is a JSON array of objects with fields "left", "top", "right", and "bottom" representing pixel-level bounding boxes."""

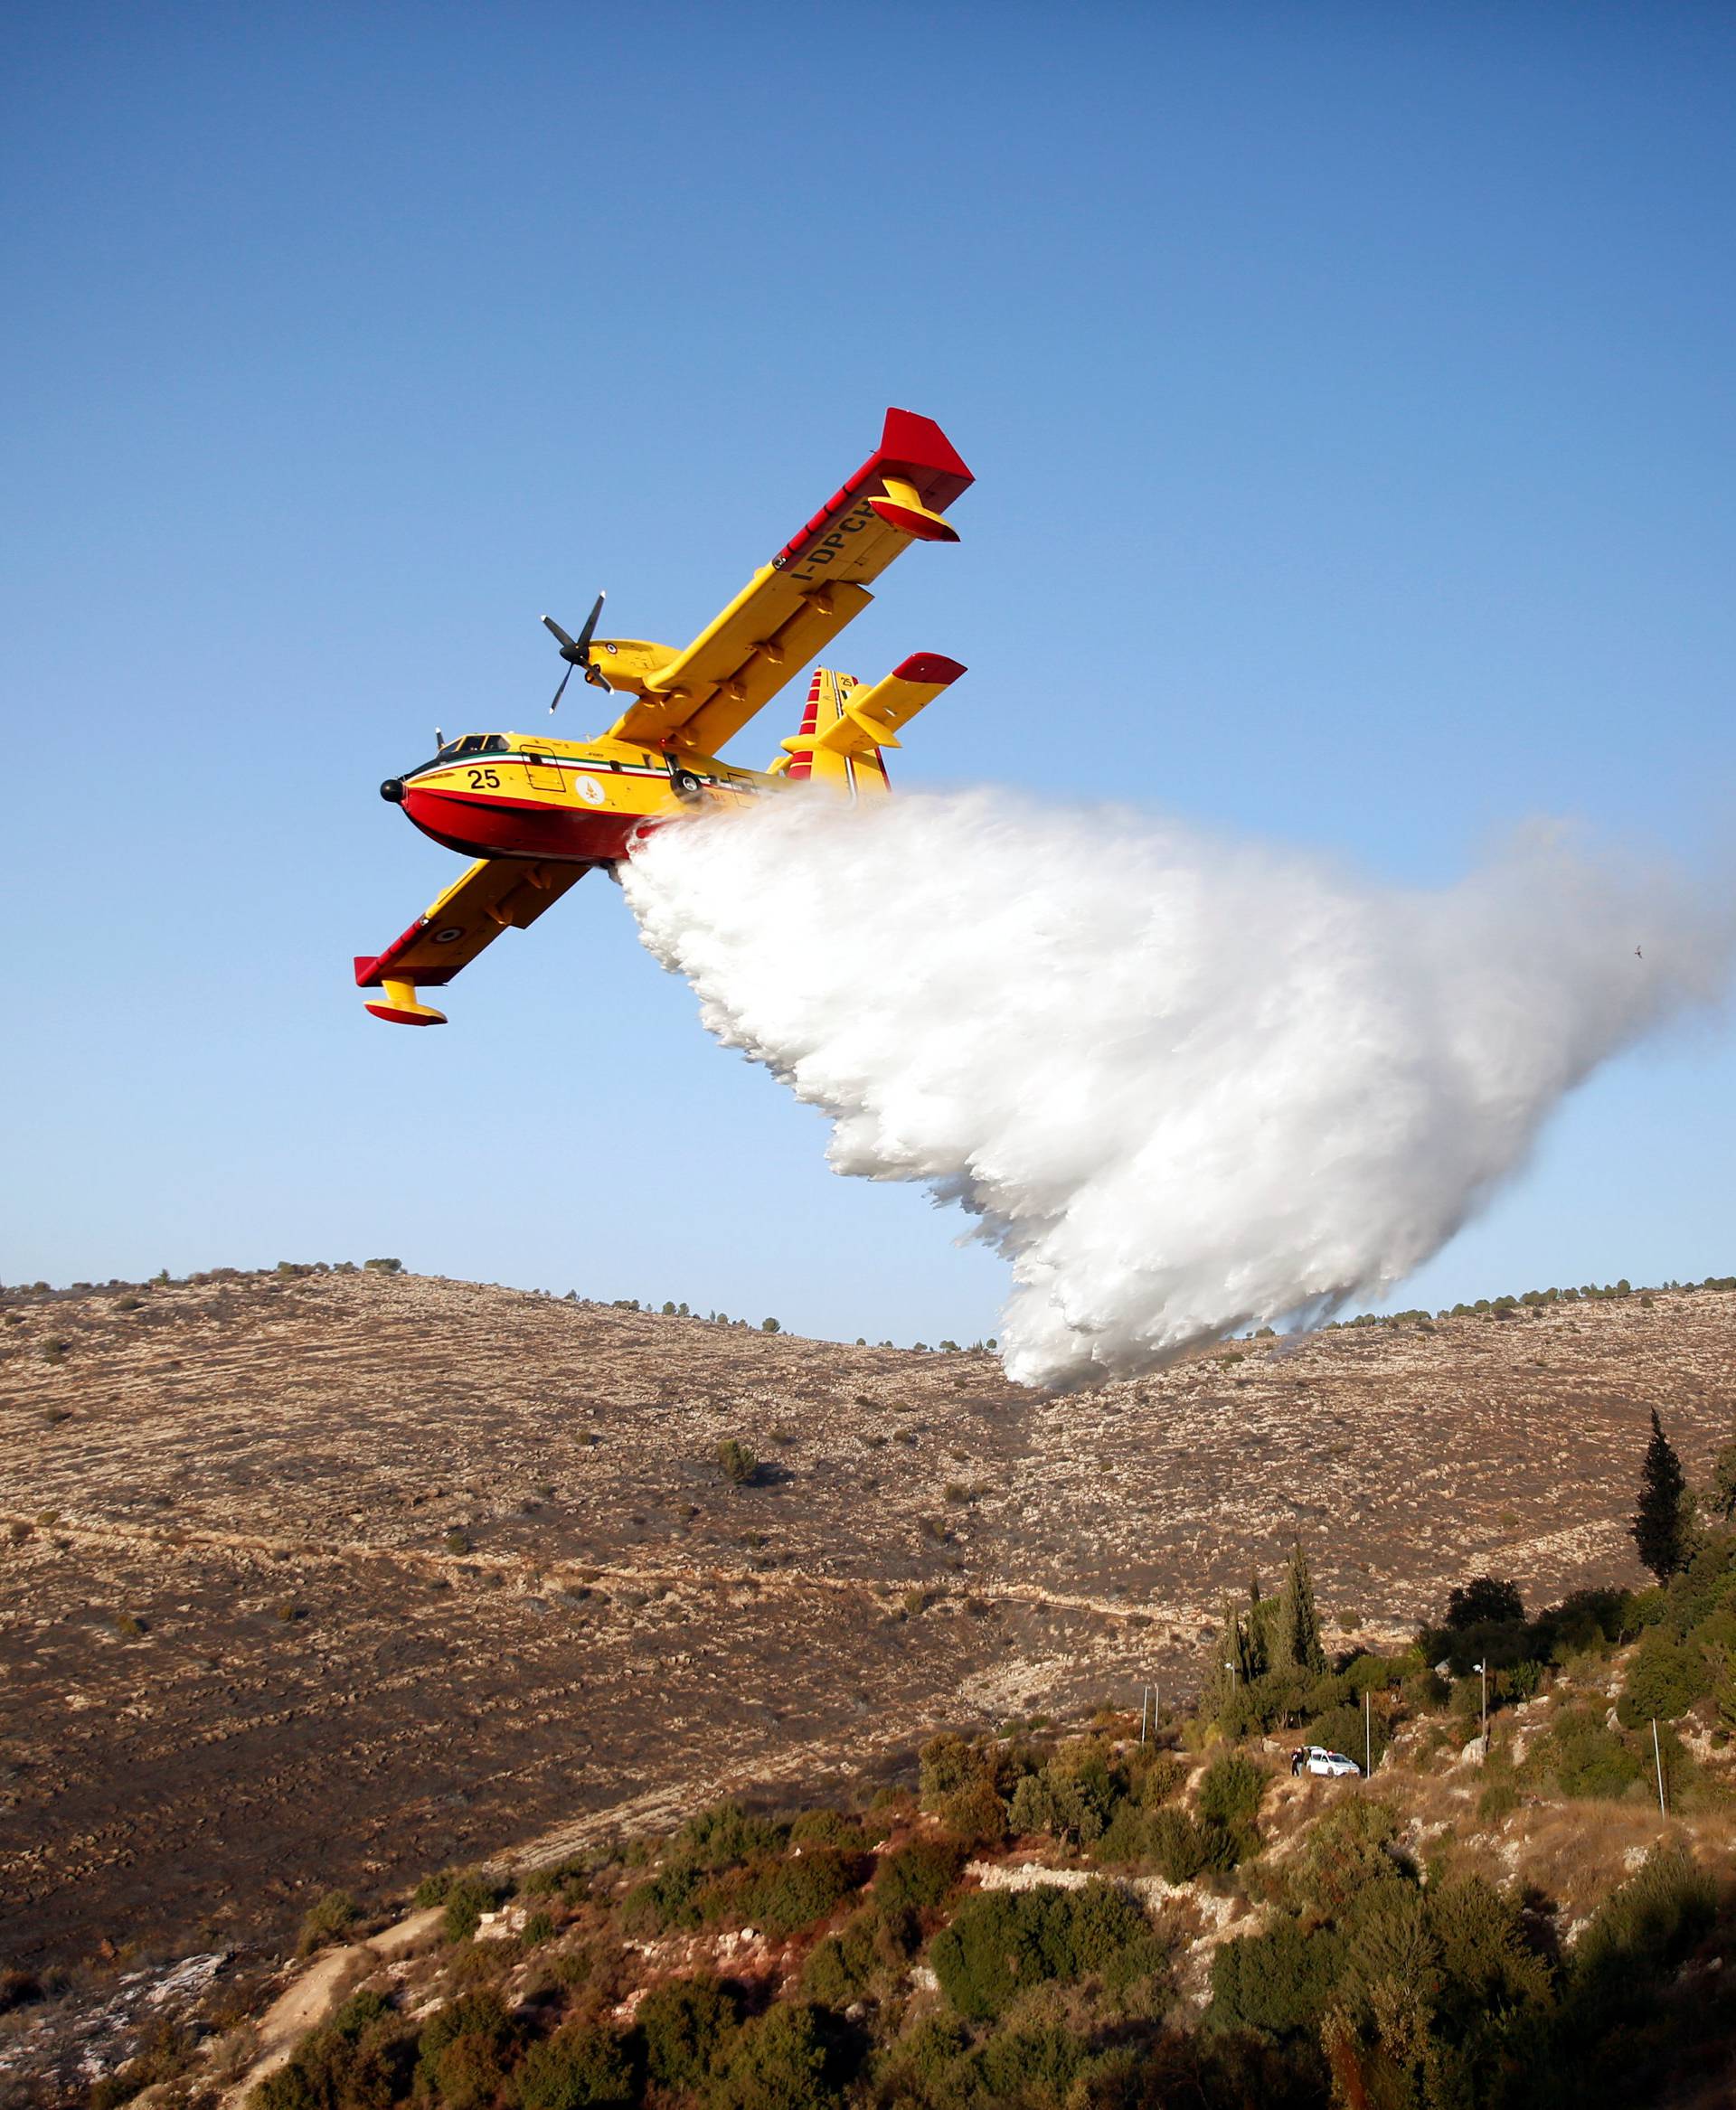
[{"left": 2, "top": 1269, "right": 1731, "bottom": 1979}]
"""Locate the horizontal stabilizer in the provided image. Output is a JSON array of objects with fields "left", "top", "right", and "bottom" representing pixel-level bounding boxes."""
[{"left": 805, "top": 653, "right": 966, "bottom": 758}]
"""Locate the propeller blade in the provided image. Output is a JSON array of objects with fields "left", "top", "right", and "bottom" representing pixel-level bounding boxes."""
[
  {"left": 549, "top": 662, "right": 574, "bottom": 713},
  {"left": 542, "top": 614, "right": 577, "bottom": 652},
  {"left": 574, "top": 589, "right": 606, "bottom": 655}
]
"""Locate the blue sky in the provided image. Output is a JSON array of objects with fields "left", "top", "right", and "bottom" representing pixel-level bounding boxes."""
[{"left": 4, "top": 3, "right": 1731, "bottom": 1342}]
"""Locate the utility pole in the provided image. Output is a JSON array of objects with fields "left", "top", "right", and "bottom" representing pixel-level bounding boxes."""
[
  {"left": 1472, "top": 1660, "right": 1488, "bottom": 1747},
  {"left": 1653, "top": 1719, "right": 1667, "bottom": 1820},
  {"left": 1139, "top": 1685, "right": 1149, "bottom": 1744},
  {"left": 1364, "top": 1688, "right": 1372, "bottom": 1776}
]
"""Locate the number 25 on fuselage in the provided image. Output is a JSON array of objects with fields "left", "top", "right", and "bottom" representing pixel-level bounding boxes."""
[{"left": 354, "top": 409, "right": 973, "bottom": 1026}]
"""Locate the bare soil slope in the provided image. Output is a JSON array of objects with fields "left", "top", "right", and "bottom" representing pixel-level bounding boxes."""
[{"left": 2, "top": 1270, "right": 1730, "bottom": 1967}]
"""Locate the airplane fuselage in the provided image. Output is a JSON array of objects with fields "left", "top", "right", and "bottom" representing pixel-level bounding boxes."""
[{"left": 380, "top": 730, "right": 774, "bottom": 866}]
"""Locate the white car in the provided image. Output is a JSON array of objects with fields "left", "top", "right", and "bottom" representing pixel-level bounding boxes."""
[{"left": 1302, "top": 1747, "right": 1362, "bottom": 1778}]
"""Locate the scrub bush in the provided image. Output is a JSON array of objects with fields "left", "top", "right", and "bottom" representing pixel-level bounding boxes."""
[
  {"left": 1618, "top": 1626, "right": 1712, "bottom": 1727},
  {"left": 717, "top": 1439, "right": 760, "bottom": 1486},
  {"left": 296, "top": 1888, "right": 358, "bottom": 1955},
  {"left": 413, "top": 1991, "right": 519, "bottom": 2109},
  {"left": 1209, "top": 1917, "right": 1346, "bottom": 2039},
  {"left": 707, "top": 2000, "right": 841, "bottom": 2110},
  {"left": 515, "top": 2024, "right": 635, "bottom": 2110},
  {"left": 252, "top": 1992, "right": 412, "bottom": 2110},
  {"left": 1570, "top": 1847, "right": 1716, "bottom": 2006},
  {"left": 440, "top": 1873, "right": 503, "bottom": 1943},
  {"left": 931, "top": 1881, "right": 1164, "bottom": 2021},
  {"left": 1524, "top": 1705, "right": 1644, "bottom": 1800},
  {"left": 636, "top": 1973, "right": 742, "bottom": 2095},
  {"left": 740, "top": 1847, "right": 871, "bottom": 1936},
  {"left": 675, "top": 1800, "right": 786, "bottom": 1869},
  {"left": 873, "top": 1837, "right": 966, "bottom": 1917}
]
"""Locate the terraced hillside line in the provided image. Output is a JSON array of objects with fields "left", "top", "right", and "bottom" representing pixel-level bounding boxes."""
[
  {"left": 0, "top": 1508, "right": 1227, "bottom": 1637},
  {"left": 2, "top": 1268, "right": 1731, "bottom": 1969}
]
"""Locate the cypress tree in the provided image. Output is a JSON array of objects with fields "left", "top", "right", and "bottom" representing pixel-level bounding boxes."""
[
  {"left": 1632, "top": 1409, "right": 1686, "bottom": 1582},
  {"left": 1242, "top": 1568, "right": 1270, "bottom": 1680},
  {"left": 1282, "top": 1543, "right": 1326, "bottom": 1675}
]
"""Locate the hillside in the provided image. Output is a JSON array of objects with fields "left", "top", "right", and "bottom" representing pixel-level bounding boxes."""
[{"left": 2, "top": 1269, "right": 1731, "bottom": 1985}]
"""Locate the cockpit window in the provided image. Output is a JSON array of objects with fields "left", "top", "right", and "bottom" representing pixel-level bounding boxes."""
[{"left": 423, "top": 732, "right": 509, "bottom": 769}]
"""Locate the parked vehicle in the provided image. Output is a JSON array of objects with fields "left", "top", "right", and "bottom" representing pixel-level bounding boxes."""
[{"left": 1304, "top": 1746, "right": 1361, "bottom": 1777}]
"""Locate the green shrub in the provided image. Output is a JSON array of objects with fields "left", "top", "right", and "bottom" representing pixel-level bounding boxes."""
[
  {"left": 708, "top": 2000, "right": 838, "bottom": 2110},
  {"left": 1526, "top": 1705, "right": 1643, "bottom": 1800},
  {"left": 930, "top": 1880, "right": 1164, "bottom": 2021},
  {"left": 413, "top": 1869, "right": 457, "bottom": 1907},
  {"left": 1571, "top": 1847, "right": 1716, "bottom": 2007},
  {"left": 1208, "top": 1918, "right": 1346, "bottom": 2038},
  {"left": 413, "top": 1991, "right": 519, "bottom": 2110},
  {"left": 1618, "top": 1626, "right": 1712, "bottom": 1728},
  {"left": 717, "top": 1438, "right": 760, "bottom": 1485},
  {"left": 1093, "top": 1804, "right": 1156, "bottom": 1867},
  {"left": 878, "top": 2017, "right": 972, "bottom": 2104},
  {"left": 440, "top": 1873, "right": 502, "bottom": 1942},
  {"left": 802, "top": 1915, "right": 880, "bottom": 2006},
  {"left": 1290, "top": 1799, "right": 1404, "bottom": 1918},
  {"left": 251, "top": 1991, "right": 411, "bottom": 2110},
  {"left": 1478, "top": 1779, "right": 1520, "bottom": 1823},
  {"left": 636, "top": 1972, "right": 743, "bottom": 2095},
  {"left": 675, "top": 1799, "right": 786, "bottom": 1870},
  {"left": 970, "top": 2021, "right": 1090, "bottom": 2105},
  {"left": 788, "top": 1809, "right": 870, "bottom": 1851},
  {"left": 296, "top": 1888, "right": 358, "bottom": 1956},
  {"left": 1146, "top": 1807, "right": 1209, "bottom": 1884},
  {"left": 1196, "top": 1753, "right": 1264, "bottom": 1831},
  {"left": 621, "top": 1860, "right": 706, "bottom": 1935},
  {"left": 1194, "top": 1753, "right": 1266, "bottom": 1866},
  {"left": 515, "top": 2023, "right": 635, "bottom": 2110},
  {"left": 521, "top": 1909, "right": 554, "bottom": 1948},
  {"left": 918, "top": 1732, "right": 987, "bottom": 1808},
  {"left": 741, "top": 1847, "right": 871, "bottom": 1936},
  {"left": 873, "top": 1837, "right": 966, "bottom": 1917},
  {"left": 937, "top": 1776, "right": 1008, "bottom": 1847},
  {"left": 1007, "top": 1757, "right": 1112, "bottom": 1845}
]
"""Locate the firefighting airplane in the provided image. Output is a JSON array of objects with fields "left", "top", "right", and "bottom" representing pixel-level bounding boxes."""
[{"left": 354, "top": 409, "right": 973, "bottom": 1025}]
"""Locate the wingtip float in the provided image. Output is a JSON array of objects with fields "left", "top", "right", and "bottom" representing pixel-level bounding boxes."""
[{"left": 354, "top": 408, "right": 972, "bottom": 1026}]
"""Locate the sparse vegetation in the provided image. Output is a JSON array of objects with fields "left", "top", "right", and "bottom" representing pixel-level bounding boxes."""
[
  {"left": 716, "top": 1437, "right": 759, "bottom": 1486},
  {"left": 296, "top": 1887, "right": 359, "bottom": 1955}
]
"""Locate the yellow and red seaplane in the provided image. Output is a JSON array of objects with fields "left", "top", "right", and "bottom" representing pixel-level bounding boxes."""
[{"left": 354, "top": 409, "right": 972, "bottom": 1025}]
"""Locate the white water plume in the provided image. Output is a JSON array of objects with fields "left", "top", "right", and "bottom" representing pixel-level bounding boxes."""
[{"left": 621, "top": 788, "right": 1730, "bottom": 1389}]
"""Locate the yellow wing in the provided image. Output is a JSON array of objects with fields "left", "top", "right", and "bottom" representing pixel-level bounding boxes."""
[
  {"left": 354, "top": 857, "right": 590, "bottom": 1025},
  {"left": 598, "top": 409, "right": 971, "bottom": 757}
]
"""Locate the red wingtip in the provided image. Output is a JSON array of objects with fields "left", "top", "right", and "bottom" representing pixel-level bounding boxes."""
[
  {"left": 892, "top": 653, "right": 967, "bottom": 684},
  {"left": 880, "top": 409, "right": 974, "bottom": 490}
]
